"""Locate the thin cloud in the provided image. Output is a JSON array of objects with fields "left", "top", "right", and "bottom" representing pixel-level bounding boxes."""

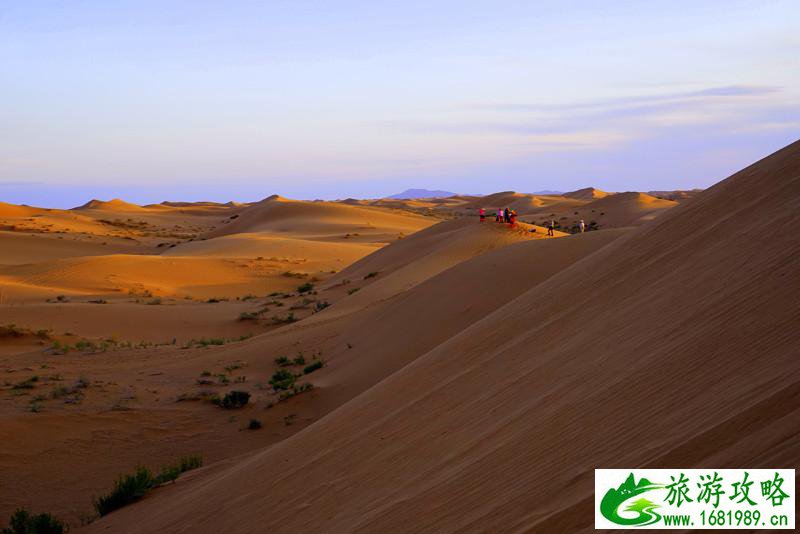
[{"left": 474, "top": 85, "right": 782, "bottom": 113}]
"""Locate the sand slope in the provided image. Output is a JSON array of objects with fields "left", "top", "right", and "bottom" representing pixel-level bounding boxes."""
[
  {"left": 87, "top": 141, "right": 800, "bottom": 533},
  {"left": 563, "top": 186, "right": 610, "bottom": 199},
  {"left": 207, "top": 195, "right": 432, "bottom": 240}
]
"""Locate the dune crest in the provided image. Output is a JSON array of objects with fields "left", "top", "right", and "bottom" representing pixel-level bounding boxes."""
[
  {"left": 563, "top": 186, "right": 610, "bottom": 199},
  {"left": 73, "top": 198, "right": 144, "bottom": 211}
]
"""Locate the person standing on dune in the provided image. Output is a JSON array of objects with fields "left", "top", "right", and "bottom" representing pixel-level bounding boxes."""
[
  {"left": 479, "top": 207, "right": 486, "bottom": 222},
  {"left": 496, "top": 208, "right": 502, "bottom": 222},
  {"left": 547, "top": 220, "right": 555, "bottom": 236},
  {"left": 579, "top": 219, "right": 585, "bottom": 233},
  {"left": 504, "top": 208, "right": 511, "bottom": 224}
]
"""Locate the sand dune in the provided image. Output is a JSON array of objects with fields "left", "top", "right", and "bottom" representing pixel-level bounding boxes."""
[
  {"left": 73, "top": 199, "right": 146, "bottom": 211},
  {"left": 208, "top": 195, "right": 432, "bottom": 240},
  {"left": 85, "top": 141, "right": 800, "bottom": 533},
  {"left": 0, "top": 232, "right": 142, "bottom": 265},
  {"left": 563, "top": 186, "right": 610, "bottom": 199}
]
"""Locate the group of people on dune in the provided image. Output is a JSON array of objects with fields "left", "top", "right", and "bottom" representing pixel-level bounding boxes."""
[
  {"left": 478, "top": 207, "right": 586, "bottom": 235},
  {"left": 479, "top": 207, "right": 518, "bottom": 227}
]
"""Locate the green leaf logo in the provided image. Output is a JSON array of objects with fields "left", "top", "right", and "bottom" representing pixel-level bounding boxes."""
[{"left": 600, "top": 473, "right": 664, "bottom": 526}]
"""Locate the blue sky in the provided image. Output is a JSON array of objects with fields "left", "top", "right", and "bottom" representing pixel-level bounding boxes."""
[{"left": 1, "top": 0, "right": 798, "bottom": 207}]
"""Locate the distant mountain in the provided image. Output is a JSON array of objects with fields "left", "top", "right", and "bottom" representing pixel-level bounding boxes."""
[
  {"left": 388, "top": 189, "right": 456, "bottom": 199},
  {"left": 530, "top": 190, "right": 564, "bottom": 195}
]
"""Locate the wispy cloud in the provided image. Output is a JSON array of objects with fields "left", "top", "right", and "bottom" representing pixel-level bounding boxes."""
[
  {"left": 474, "top": 85, "right": 781, "bottom": 113},
  {"left": 385, "top": 85, "right": 796, "bottom": 151}
]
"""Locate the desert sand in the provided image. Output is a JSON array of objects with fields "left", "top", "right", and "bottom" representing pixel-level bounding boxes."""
[{"left": 2, "top": 144, "right": 796, "bottom": 533}]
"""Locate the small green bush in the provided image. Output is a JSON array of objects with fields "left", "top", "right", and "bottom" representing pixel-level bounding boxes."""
[
  {"left": 197, "top": 338, "right": 225, "bottom": 347},
  {"left": 269, "top": 369, "right": 296, "bottom": 390},
  {"left": 12, "top": 376, "right": 38, "bottom": 390},
  {"left": 153, "top": 455, "right": 203, "bottom": 485},
  {"left": 93, "top": 467, "right": 153, "bottom": 516},
  {"left": 274, "top": 356, "right": 291, "bottom": 366},
  {"left": 94, "top": 456, "right": 203, "bottom": 517},
  {"left": 1, "top": 508, "right": 66, "bottom": 534},
  {"left": 303, "top": 360, "right": 324, "bottom": 375},
  {"left": 296, "top": 282, "right": 314, "bottom": 294},
  {"left": 278, "top": 383, "right": 314, "bottom": 401},
  {"left": 214, "top": 390, "right": 250, "bottom": 409},
  {"left": 364, "top": 271, "right": 378, "bottom": 279},
  {"left": 247, "top": 419, "right": 262, "bottom": 430},
  {"left": 271, "top": 313, "right": 296, "bottom": 325}
]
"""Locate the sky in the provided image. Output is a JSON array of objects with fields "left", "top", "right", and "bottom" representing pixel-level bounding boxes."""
[{"left": 1, "top": 0, "right": 799, "bottom": 207}]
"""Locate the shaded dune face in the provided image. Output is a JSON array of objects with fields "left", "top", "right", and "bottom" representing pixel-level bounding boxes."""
[{"left": 84, "top": 142, "right": 800, "bottom": 533}]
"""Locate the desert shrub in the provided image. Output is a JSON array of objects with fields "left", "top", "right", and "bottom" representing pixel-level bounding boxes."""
[
  {"left": 247, "top": 419, "right": 262, "bottom": 430},
  {"left": 74, "top": 339, "right": 97, "bottom": 351},
  {"left": 271, "top": 313, "right": 296, "bottom": 325},
  {"left": 200, "top": 370, "right": 211, "bottom": 377},
  {"left": 93, "top": 467, "right": 153, "bottom": 516},
  {"left": 303, "top": 360, "right": 324, "bottom": 375},
  {"left": 217, "top": 374, "right": 230, "bottom": 385},
  {"left": 281, "top": 271, "right": 307, "bottom": 279},
  {"left": 94, "top": 456, "right": 202, "bottom": 516},
  {"left": 278, "top": 383, "right": 314, "bottom": 401},
  {"left": 0, "top": 324, "right": 24, "bottom": 338},
  {"left": 296, "top": 282, "right": 314, "bottom": 294},
  {"left": 153, "top": 455, "right": 203, "bottom": 485},
  {"left": 274, "top": 356, "right": 291, "bottom": 366},
  {"left": 347, "top": 288, "right": 360, "bottom": 295},
  {"left": 238, "top": 311, "right": 259, "bottom": 321},
  {"left": 224, "top": 363, "right": 244, "bottom": 372},
  {"left": 292, "top": 355, "right": 306, "bottom": 366},
  {"left": 1, "top": 508, "right": 66, "bottom": 534},
  {"left": 269, "top": 369, "right": 296, "bottom": 391},
  {"left": 313, "top": 301, "right": 330, "bottom": 312},
  {"left": 364, "top": 271, "right": 378, "bottom": 279},
  {"left": 55, "top": 295, "right": 68, "bottom": 302},
  {"left": 74, "top": 377, "right": 90, "bottom": 389},
  {"left": 213, "top": 390, "right": 250, "bottom": 409},
  {"left": 51, "top": 385, "right": 73, "bottom": 399},
  {"left": 36, "top": 329, "right": 52, "bottom": 339},
  {"left": 12, "top": 376, "right": 38, "bottom": 390},
  {"left": 146, "top": 297, "right": 162, "bottom": 305},
  {"left": 197, "top": 338, "right": 225, "bottom": 347}
]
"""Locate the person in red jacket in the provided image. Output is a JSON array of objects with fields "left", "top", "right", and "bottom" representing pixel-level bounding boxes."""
[{"left": 479, "top": 207, "right": 486, "bottom": 222}]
